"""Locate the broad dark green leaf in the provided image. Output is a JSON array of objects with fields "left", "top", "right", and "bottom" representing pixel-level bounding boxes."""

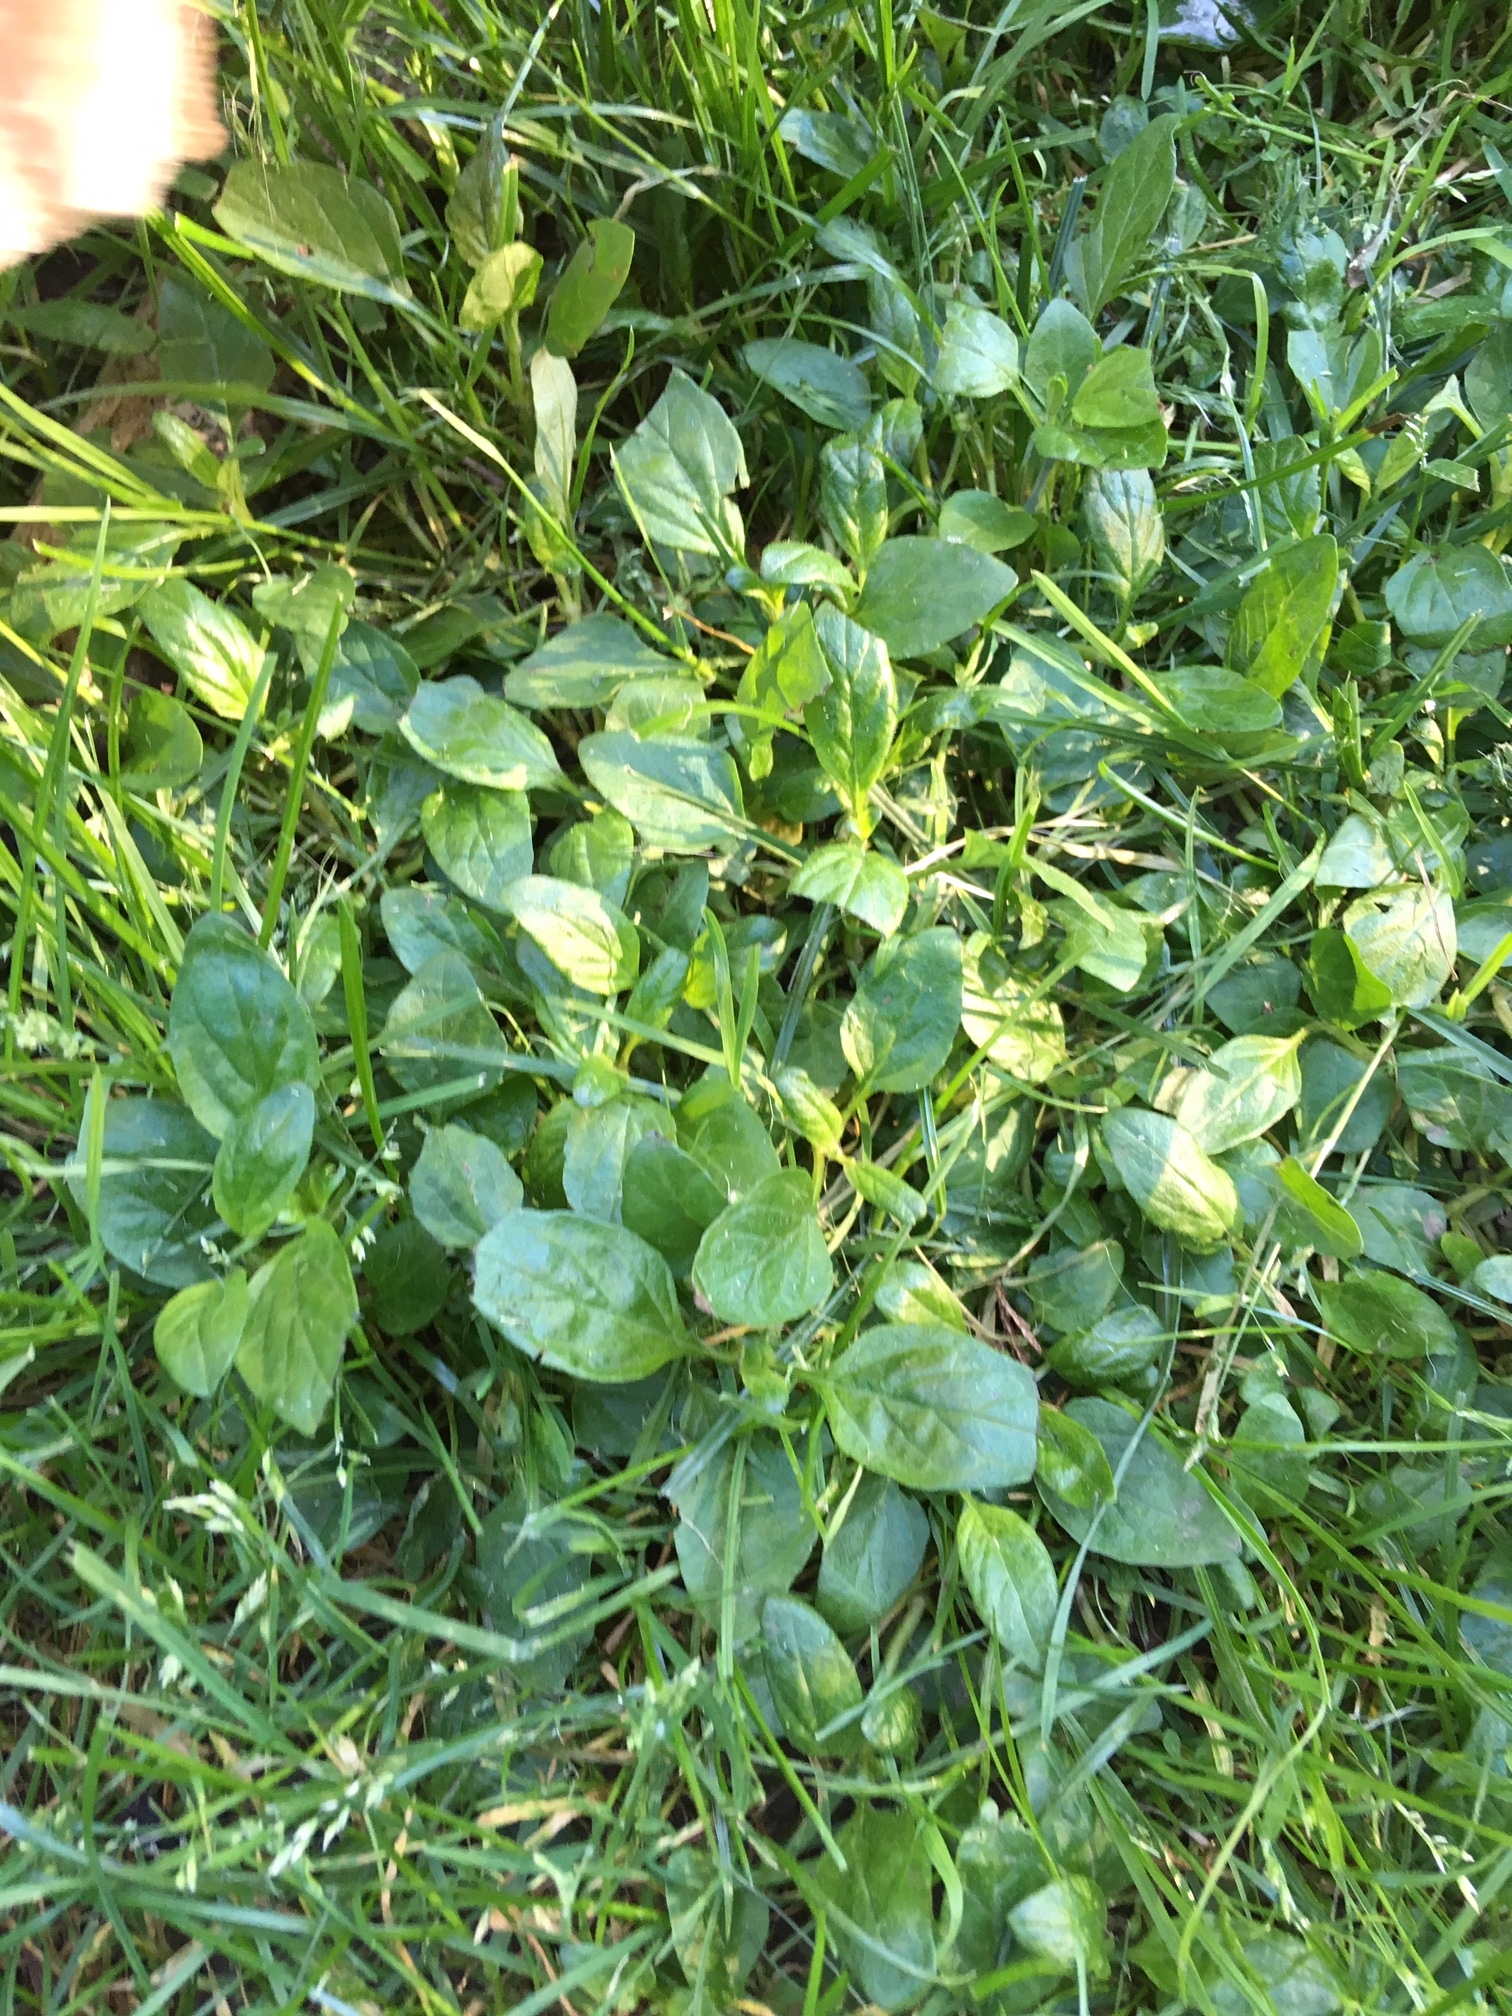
[
  {"left": 379, "top": 950, "right": 509, "bottom": 1100},
  {"left": 211, "top": 1083, "right": 315, "bottom": 1240},
  {"left": 958, "top": 1499, "right": 1057, "bottom": 1670},
  {"left": 842, "top": 927, "right": 963, "bottom": 1092},
  {"left": 168, "top": 916, "right": 320, "bottom": 1139},
  {"left": 157, "top": 273, "right": 274, "bottom": 409},
  {"left": 1385, "top": 543, "right": 1512, "bottom": 647},
  {"left": 546, "top": 219, "right": 635, "bottom": 357},
  {"left": 823, "top": 1324, "right": 1039, "bottom": 1491},
  {"left": 421, "top": 782, "right": 534, "bottom": 910},
  {"left": 691, "top": 1169, "right": 833, "bottom": 1327},
  {"left": 761, "top": 1594, "right": 863, "bottom": 1753},
  {"left": 1100, "top": 1108, "right": 1239, "bottom": 1249},
  {"left": 621, "top": 1133, "right": 727, "bottom": 1275},
  {"left": 817, "top": 1473, "right": 929, "bottom": 1634},
  {"left": 472, "top": 1210, "right": 688, "bottom": 1381},
  {"left": 410, "top": 1124, "right": 523, "bottom": 1248},
  {"left": 1317, "top": 1270, "right": 1456, "bottom": 1359},
  {"left": 853, "top": 537, "right": 1016, "bottom": 660},
  {"left": 364, "top": 1218, "right": 451, "bottom": 1335},
  {"left": 401, "top": 677, "right": 562, "bottom": 791},
  {"left": 1039, "top": 1398, "right": 1240, "bottom": 1566},
  {"left": 235, "top": 1220, "right": 358, "bottom": 1435},
  {"left": 1074, "top": 114, "right": 1176, "bottom": 315},
  {"left": 380, "top": 886, "right": 502, "bottom": 975},
  {"left": 668, "top": 1429, "right": 816, "bottom": 1644},
  {"left": 811, "top": 1807, "right": 937, "bottom": 2012},
  {"left": 745, "top": 337, "right": 871, "bottom": 430},
  {"left": 474, "top": 1486, "right": 593, "bottom": 1690}
]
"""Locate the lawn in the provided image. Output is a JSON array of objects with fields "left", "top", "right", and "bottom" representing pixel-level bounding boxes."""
[{"left": 3, "top": 1, "right": 1512, "bottom": 2011}]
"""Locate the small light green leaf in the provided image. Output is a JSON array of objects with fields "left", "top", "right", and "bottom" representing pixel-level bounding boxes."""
[
  {"left": 1226, "top": 536, "right": 1339, "bottom": 698},
  {"left": 791, "top": 844, "right": 908, "bottom": 935},
  {"left": 502, "top": 875, "right": 638, "bottom": 995},
  {"left": 546, "top": 218, "right": 635, "bottom": 357},
  {"left": 761, "top": 1594, "right": 864, "bottom": 1753},
  {"left": 1084, "top": 467, "right": 1164, "bottom": 598},
  {"left": 1307, "top": 927, "right": 1394, "bottom": 1028},
  {"left": 118, "top": 689, "right": 203, "bottom": 792},
  {"left": 692, "top": 1169, "right": 833, "bottom": 1327},
  {"left": 1008, "top": 1876, "right": 1109, "bottom": 1980},
  {"left": 473, "top": 1210, "right": 688, "bottom": 1381},
  {"left": 938, "top": 490, "right": 1037, "bottom": 554},
  {"left": 824, "top": 1323, "right": 1039, "bottom": 1492},
  {"left": 745, "top": 337, "right": 871, "bottom": 431},
  {"left": 141, "top": 580, "right": 267, "bottom": 722},
  {"left": 1174, "top": 1035, "right": 1303, "bottom": 1154},
  {"left": 410, "top": 1124, "right": 523, "bottom": 1248},
  {"left": 820, "top": 435, "right": 888, "bottom": 568},
  {"left": 446, "top": 121, "right": 519, "bottom": 267},
  {"left": 933, "top": 304, "right": 1020, "bottom": 399},
  {"left": 1035, "top": 1405, "right": 1115, "bottom": 1513},
  {"left": 958, "top": 1499, "right": 1057, "bottom": 1670},
  {"left": 211, "top": 1083, "right": 315, "bottom": 1241},
  {"left": 961, "top": 934, "right": 1067, "bottom": 1081},
  {"left": 1344, "top": 886, "right": 1456, "bottom": 1008},
  {"left": 154, "top": 1269, "right": 249, "bottom": 1398},
  {"left": 1273, "top": 1158, "right": 1363, "bottom": 1258},
  {"left": 505, "top": 613, "right": 670, "bottom": 711},
  {"left": 235, "top": 1220, "right": 358, "bottom": 1436},
  {"left": 803, "top": 602, "right": 897, "bottom": 816},
  {"left": 1070, "top": 346, "right": 1161, "bottom": 431},
  {"left": 460, "top": 241, "right": 543, "bottom": 332}
]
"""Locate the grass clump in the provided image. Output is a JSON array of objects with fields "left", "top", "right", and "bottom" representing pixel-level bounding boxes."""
[{"left": 6, "top": 1, "right": 1512, "bottom": 2011}]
